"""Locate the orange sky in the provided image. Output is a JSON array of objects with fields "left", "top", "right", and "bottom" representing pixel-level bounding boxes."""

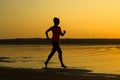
[{"left": 1, "top": 0, "right": 120, "bottom": 39}]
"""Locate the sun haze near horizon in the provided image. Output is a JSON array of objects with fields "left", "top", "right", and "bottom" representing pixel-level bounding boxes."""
[{"left": 1, "top": 0, "right": 120, "bottom": 39}]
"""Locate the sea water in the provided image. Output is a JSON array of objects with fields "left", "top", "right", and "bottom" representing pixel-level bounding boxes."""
[{"left": 0, "top": 45, "right": 120, "bottom": 74}]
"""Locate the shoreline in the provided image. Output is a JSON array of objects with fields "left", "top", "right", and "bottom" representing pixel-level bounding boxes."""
[
  {"left": 0, "top": 66, "right": 120, "bottom": 80},
  {"left": 1, "top": 38, "right": 120, "bottom": 45}
]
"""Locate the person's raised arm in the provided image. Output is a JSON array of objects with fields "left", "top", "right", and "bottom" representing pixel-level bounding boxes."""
[
  {"left": 45, "top": 27, "right": 52, "bottom": 39},
  {"left": 61, "top": 30, "right": 66, "bottom": 36},
  {"left": 60, "top": 28, "right": 66, "bottom": 36}
]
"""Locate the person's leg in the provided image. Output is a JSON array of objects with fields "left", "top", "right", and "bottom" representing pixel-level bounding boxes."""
[
  {"left": 57, "top": 45, "right": 67, "bottom": 68},
  {"left": 45, "top": 48, "right": 56, "bottom": 68}
]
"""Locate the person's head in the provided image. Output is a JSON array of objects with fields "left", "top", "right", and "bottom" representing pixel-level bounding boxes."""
[{"left": 53, "top": 17, "right": 60, "bottom": 26}]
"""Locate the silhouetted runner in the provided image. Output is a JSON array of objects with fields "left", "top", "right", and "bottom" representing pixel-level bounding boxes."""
[{"left": 45, "top": 17, "right": 67, "bottom": 68}]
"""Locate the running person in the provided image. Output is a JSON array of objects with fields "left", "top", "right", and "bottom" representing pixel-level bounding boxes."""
[{"left": 45, "top": 17, "right": 67, "bottom": 68}]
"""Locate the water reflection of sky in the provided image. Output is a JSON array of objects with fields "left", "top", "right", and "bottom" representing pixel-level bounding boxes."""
[{"left": 0, "top": 45, "right": 120, "bottom": 74}]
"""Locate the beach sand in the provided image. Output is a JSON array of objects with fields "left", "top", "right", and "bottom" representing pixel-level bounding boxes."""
[{"left": 0, "top": 67, "right": 120, "bottom": 80}]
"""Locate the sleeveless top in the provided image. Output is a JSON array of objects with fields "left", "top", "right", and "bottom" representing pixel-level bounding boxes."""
[{"left": 52, "top": 26, "right": 61, "bottom": 42}]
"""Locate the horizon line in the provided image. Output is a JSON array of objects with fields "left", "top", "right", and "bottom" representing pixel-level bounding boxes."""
[{"left": 1, "top": 37, "right": 120, "bottom": 40}]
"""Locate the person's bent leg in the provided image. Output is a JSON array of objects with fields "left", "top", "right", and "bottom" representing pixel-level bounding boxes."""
[
  {"left": 57, "top": 48, "right": 67, "bottom": 68},
  {"left": 45, "top": 48, "right": 56, "bottom": 68}
]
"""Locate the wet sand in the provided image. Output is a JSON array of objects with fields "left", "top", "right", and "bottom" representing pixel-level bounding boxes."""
[{"left": 0, "top": 67, "right": 120, "bottom": 80}]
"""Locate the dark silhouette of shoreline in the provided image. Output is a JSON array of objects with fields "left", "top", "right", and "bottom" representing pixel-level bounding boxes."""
[
  {"left": 0, "top": 38, "right": 120, "bottom": 45},
  {"left": 0, "top": 67, "right": 120, "bottom": 80}
]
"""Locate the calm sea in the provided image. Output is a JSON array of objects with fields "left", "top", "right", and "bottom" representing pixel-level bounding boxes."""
[{"left": 0, "top": 45, "right": 120, "bottom": 74}]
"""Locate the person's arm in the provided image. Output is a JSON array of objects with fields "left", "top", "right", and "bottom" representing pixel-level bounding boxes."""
[
  {"left": 61, "top": 30, "right": 66, "bottom": 36},
  {"left": 60, "top": 27, "right": 66, "bottom": 36},
  {"left": 45, "top": 27, "right": 52, "bottom": 39}
]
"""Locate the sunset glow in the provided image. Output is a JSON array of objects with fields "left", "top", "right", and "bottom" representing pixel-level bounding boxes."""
[{"left": 1, "top": 0, "right": 120, "bottom": 39}]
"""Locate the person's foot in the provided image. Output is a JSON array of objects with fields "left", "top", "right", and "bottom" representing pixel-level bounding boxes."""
[
  {"left": 61, "top": 65, "right": 67, "bottom": 68},
  {"left": 44, "top": 62, "right": 48, "bottom": 69}
]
